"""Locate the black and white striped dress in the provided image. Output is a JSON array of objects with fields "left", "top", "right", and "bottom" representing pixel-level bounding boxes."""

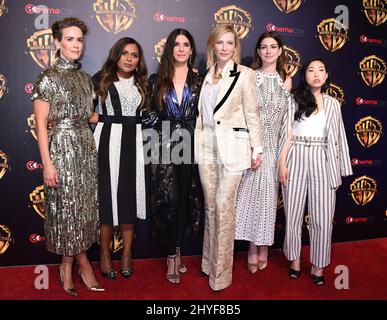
[{"left": 93, "top": 75, "right": 146, "bottom": 225}]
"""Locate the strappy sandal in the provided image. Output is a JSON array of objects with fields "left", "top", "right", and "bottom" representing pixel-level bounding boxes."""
[{"left": 166, "top": 255, "right": 180, "bottom": 284}]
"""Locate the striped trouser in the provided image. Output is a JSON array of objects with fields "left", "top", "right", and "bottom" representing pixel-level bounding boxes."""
[{"left": 282, "top": 136, "right": 336, "bottom": 268}]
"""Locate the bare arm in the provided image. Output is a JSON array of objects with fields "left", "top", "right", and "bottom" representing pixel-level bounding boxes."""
[
  {"left": 278, "top": 130, "right": 292, "bottom": 186},
  {"left": 33, "top": 99, "right": 58, "bottom": 187}
]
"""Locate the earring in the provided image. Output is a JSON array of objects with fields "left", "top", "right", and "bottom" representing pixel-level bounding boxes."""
[{"left": 189, "top": 55, "right": 192, "bottom": 65}]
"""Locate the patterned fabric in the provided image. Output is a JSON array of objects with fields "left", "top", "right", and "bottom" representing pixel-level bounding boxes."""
[
  {"left": 282, "top": 136, "right": 335, "bottom": 268},
  {"left": 31, "top": 57, "right": 99, "bottom": 256},
  {"left": 93, "top": 73, "right": 146, "bottom": 225},
  {"left": 235, "top": 70, "right": 289, "bottom": 246},
  {"left": 147, "top": 70, "right": 203, "bottom": 243}
]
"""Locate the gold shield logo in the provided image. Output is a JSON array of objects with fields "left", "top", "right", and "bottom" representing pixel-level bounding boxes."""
[
  {"left": 324, "top": 83, "right": 345, "bottom": 106},
  {"left": 0, "top": 74, "right": 7, "bottom": 99},
  {"left": 29, "top": 185, "right": 46, "bottom": 219},
  {"left": 0, "top": 150, "right": 10, "bottom": 180},
  {"left": 317, "top": 18, "right": 349, "bottom": 52},
  {"left": 0, "top": 225, "right": 13, "bottom": 255},
  {"left": 27, "top": 29, "right": 56, "bottom": 69},
  {"left": 355, "top": 116, "right": 383, "bottom": 148},
  {"left": 359, "top": 55, "right": 386, "bottom": 87},
  {"left": 27, "top": 114, "right": 38, "bottom": 140},
  {"left": 363, "top": 0, "right": 387, "bottom": 26},
  {"left": 0, "top": 0, "right": 7, "bottom": 17},
  {"left": 112, "top": 227, "right": 123, "bottom": 253},
  {"left": 273, "top": 0, "right": 303, "bottom": 14},
  {"left": 214, "top": 5, "right": 253, "bottom": 39},
  {"left": 350, "top": 176, "right": 378, "bottom": 206},
  {"left": 93, "top": 0, "right": 136, "bottom": 34},
  {"left": 154, "top": 38, "right": 167, "bottom": 64},
  {"left": 284, "top": 45, "right": 301, "bottom": 77}
]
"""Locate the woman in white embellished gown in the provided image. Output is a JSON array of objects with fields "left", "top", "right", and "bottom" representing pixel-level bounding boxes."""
[
  {"left": 90, "top": 37, "right": 148, "bottom": 280},
  {"left": 235, "top": 31, "right": 292, "bottom": 273}
]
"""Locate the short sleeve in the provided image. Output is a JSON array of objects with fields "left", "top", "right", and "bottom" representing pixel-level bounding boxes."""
[{"left": 31, "top": 71, "right": 52, "bottom": 102}]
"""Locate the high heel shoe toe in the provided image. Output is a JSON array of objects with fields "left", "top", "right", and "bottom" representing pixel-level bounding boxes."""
[
  {"left": 78, "top": 270, "right": 105, "bottom": 292},
  {"left": 101, "top": 269, "right": 117, "bottom": 280},
  {"left": 120, "top": 267, "right": 133, "bottom": 278},
  {"left": 247, "top": 263, "right": 259, "bottom": 274},
  {"left": 311, "top": 274, "right": 325, "bottom": 286},
  {"left": 166, "top": 255, "right": 180, "bottom": 284},
  {"left": 58, "top": 266, "right": 78, "bottom": 297},
  {"left": 288, "top": 267, "right": 301, "bottom": 279},
  {"left": 258, "top": 260, "right": 268, "bottom": 271}
]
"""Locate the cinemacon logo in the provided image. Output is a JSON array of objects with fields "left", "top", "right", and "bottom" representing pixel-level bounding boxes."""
[
  {"left": 266, "top": 23, "right": 304, "bottom": 36},
  {"left": 154, "top": 11, "right": 185, "bottom": 23},
  {"left": 359, "top": 35, "right": 384, "bottom": 45},
  {"left": 29, "top": 234, "right": 45, "bottom": 243},
  {"left": 24, "top": 3, "right": 74, "bottom": 15},
  {"left": 25, "top": 83, "right": 34, "bottom": 94},
  {"left": 346, "top": 216, "right": 370, "bottom": 224},
  {"left": 26, "top": 161, "right": 43, "bottom": 171},
  {"left": 355, "top": 97, "right": 384, "bottom": 106}
]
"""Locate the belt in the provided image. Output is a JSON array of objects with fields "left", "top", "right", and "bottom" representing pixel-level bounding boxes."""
[
  {"left": 98, "top": 115, "right": 139, "bottom": 125},
  {"left": 51, "top": 119, "right": 89, "bottom": 129},
  {"left": 292, "top": 136, "right": 328, "bottom": 147}
]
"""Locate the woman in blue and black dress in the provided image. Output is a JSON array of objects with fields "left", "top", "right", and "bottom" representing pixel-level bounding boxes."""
[
  {"left": 90, "top": 37, "right": 148, "bottom": 280},
  {"left": 147, "top": 29, "right": 203, "bottom": 284}
]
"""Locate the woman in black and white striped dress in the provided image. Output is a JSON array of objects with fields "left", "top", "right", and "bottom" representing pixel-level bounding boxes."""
[
  {"left": 278, "top": 58, "right": 352, "bottom": 285},
  {"left": 90, "top": 37, "right": 148, "bottom": 280}
]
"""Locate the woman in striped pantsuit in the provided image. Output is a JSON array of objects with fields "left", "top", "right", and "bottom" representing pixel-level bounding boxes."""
[{"left": 278, "top": 58, "right": 352, "bottom": 286}]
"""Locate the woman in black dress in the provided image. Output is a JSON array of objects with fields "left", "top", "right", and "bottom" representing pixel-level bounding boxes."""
[
  {"left": 148, "top": 29, "right": 203, "bottom": 284},
  {"left": 90, "top": 37, "right": 148, "bottom": 279}
]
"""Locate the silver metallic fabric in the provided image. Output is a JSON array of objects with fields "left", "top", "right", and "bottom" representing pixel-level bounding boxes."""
[{"left": 31, "top": 57, "right": 99, "bottom": 256}]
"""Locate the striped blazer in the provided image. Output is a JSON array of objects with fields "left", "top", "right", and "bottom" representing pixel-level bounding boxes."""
[{"left": 279, "top": 93, "right": 353, "bottom": 188}]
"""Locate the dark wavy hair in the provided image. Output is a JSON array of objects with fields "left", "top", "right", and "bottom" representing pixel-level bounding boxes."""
[
  {"left": 154, "top": 29, "right": 196, "bottom": 109},
  {"left": 293, "top": 58, "right": 330, "bottom": 121},
  {"left": 97, "top": 37, "right": 149, "bottom": 110},
  {"left": 251, "top": 31, "right": 287, "bottom": 81}
]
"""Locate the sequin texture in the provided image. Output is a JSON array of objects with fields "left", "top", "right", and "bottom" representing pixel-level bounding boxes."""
[{"left": 31, "top": 57, "right": 99, "bottom": 256}]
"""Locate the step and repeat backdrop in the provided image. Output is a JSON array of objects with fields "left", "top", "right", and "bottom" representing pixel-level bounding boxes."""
[{"left": 0, "top": 0, "right": 385, "bottom": 266}]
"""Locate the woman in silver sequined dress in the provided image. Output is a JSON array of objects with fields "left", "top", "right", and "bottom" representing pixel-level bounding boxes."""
[
  {"left": 32, "top": 18, "right": 104, "bottom": 296},
  {"left": 90, "top": 38, "right": 148, "bottom": 280},
  {"left": 235, "top": 31, "right": 292, "bottom": 273}
]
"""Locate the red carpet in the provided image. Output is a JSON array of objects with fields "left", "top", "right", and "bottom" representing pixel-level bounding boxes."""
[{"left": 1, "top": 238, "right": 386, "bottom": 300}]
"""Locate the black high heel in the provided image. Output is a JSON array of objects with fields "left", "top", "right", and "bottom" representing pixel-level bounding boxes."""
[
  {"left": 101, "top": 269, "right": 117, "bottom": 280},
  {"left": 288, "top": 267, "right": 301, "bottom": 279},
  {"left": 311, "top": 274, "right": 325, "bottom": 286},
  {"left": 120, "top": 267, "right": 133, "bottom": 278}
]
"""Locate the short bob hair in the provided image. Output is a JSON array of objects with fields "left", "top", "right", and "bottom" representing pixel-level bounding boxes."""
[{"left": 206, "top": 24, "right": 241, "bottom": 69}]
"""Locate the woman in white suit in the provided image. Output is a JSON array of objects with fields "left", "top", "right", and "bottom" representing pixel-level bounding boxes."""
[
  {"left": 278, "top": 58, "right": 352, "bottom": 286},
  {"left": 195, "top": 24, "right": 262, "bottom": 291}
]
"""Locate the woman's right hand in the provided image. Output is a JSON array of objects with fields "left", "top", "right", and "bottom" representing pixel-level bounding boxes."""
[
  {"left": 279, "top": 162, "right": 288, "bottom": 187},
  {"left": 43, "top": 163, "right": 59, "bottom": 187}
]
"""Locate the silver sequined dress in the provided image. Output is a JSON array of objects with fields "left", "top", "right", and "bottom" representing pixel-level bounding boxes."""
[
  {"left": 235, "top": 70, "right": 290, "bottom": 246},
  {"left": 31, "top": 57, "right": 99, "bottom": 256}
]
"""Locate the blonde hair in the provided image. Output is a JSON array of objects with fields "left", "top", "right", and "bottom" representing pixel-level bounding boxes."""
[{"left": 206, "top": 24, "right": 241, "bottom": 69}]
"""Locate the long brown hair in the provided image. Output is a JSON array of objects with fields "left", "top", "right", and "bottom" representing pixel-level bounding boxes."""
[
  {"left": 98, "top": 37, "right": 149, "bottom": 110},
  {"left": 154, "top": 29, "right": 196, "bottom": 109},
  {"left": 251, "top": 31, "right": 287, "bottom": 81}
]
